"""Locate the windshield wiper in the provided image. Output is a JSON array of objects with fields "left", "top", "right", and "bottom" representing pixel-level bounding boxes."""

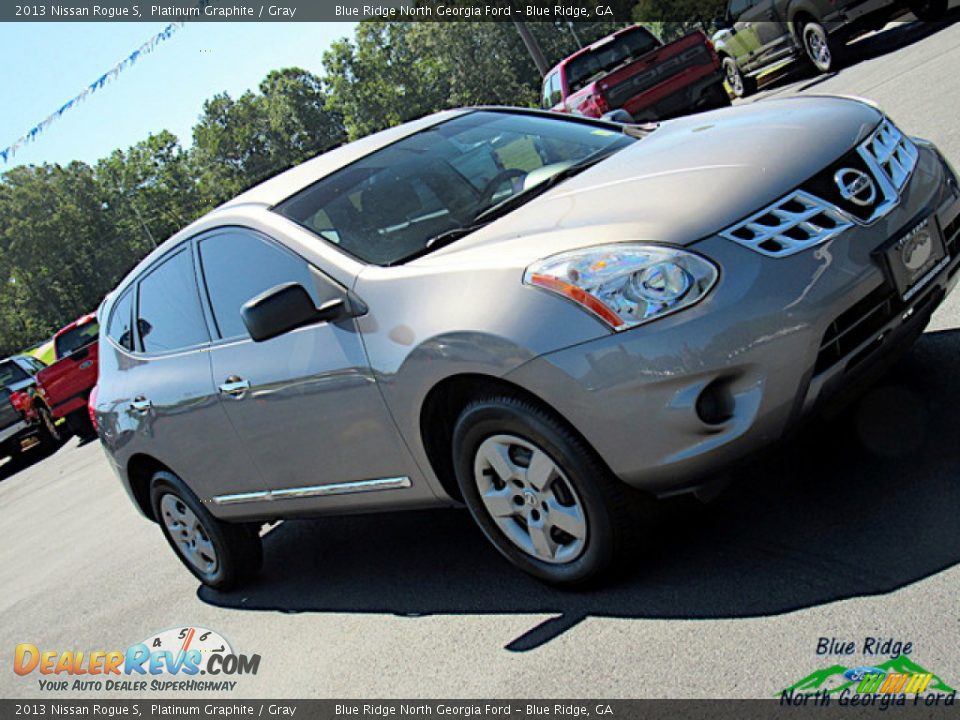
[
  {"left": 471, "top": 149, "right": 618, "bottom": 225},
  {"left": 387, "top": 224, "right": 486, "bottom": 266}
]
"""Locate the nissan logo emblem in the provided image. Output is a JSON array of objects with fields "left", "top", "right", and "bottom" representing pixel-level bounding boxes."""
[{"left": 834, "top": 168, "right": 877, "bottom": 207}]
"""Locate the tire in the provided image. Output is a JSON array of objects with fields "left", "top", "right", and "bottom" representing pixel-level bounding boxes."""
[
  {"left": 36, "top": 405, "right": 62, "bottom": 449},
  {"left": 800, "top": 21, "right": 843, "bottom": 73},
  {"left": 452, "top": 396, "right": 651, "bottom": 586},
  {"left": 150, "top": 470, "right": 262, "bottom": 590},
  {"left": 721, "top": 56, "right": 756, "bottom": 99},
  {"left": 65, "top": 409, "right": 96, "bottom": 440},
  {"left": 910, "top": 0, "right": 948, "bottom": 20}
]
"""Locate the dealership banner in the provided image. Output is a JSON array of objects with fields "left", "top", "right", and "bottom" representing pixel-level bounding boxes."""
[
  {"left": 3, "top": 699, "right": 960, "bottom": 718},
  {"left": 0, "top": 21, "right": 183, "bottom": 164},
  {"left": 2, "top": 0, "right": 697, "bottom": 23}
]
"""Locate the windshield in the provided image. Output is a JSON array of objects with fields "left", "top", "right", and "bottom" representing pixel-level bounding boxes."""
[
  {"left": 55, "top": 319, "right": 99, "bottom": 358},
  {"left": 566, "top": 26, "right": 660, "bottom": 93},
  {"left": 275, "top": 111, "right": 634, "bottom": 265},
  {"left": 0, "top": 360, "right": 28, "bottom": 387}
]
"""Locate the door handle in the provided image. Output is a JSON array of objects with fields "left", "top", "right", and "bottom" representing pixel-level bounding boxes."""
[
  {"left": 218, "top": 377, "right": 251, "bottom": 397},
  {"left": 130, "top": 397, "right": 152, "bottom": 413}
]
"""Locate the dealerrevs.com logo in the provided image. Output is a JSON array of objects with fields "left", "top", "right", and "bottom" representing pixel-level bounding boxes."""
[{"left": 14, "top": 626, "right": 260, "bottom": 692}]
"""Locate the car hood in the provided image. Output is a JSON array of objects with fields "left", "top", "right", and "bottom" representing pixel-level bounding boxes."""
[{"left": 413, "top": 96, "right": 882, "bottom": 268}]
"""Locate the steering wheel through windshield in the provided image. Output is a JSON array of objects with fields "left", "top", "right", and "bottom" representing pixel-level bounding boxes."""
[{"left": 477, "top": 168, "right": 529, "bottom": 209}]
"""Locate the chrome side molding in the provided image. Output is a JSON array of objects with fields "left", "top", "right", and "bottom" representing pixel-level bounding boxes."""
[{"left": 212, "top": 476, "right": 412, "bottom": 505}]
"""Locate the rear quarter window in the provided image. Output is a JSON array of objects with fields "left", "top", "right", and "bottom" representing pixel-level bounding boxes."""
[{"left": 106, "top": 290, "right": 135, "bottom": 352}]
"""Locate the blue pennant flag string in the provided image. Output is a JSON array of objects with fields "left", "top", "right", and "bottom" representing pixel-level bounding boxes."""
[{"left": 0, "top": 23, "right": 185, "bottom": 165}]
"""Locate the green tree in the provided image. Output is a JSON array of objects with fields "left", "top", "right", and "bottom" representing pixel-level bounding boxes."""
[
  {"left": 192, "top": 67, "right": 345, "bottom": 203},
  {"left": 323, "top": 22, "right": 450, "bottom": 140}
]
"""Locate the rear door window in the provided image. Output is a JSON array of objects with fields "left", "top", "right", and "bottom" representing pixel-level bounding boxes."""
[{"left": 135, "top": 249, "right": 209, "bottom": 354}]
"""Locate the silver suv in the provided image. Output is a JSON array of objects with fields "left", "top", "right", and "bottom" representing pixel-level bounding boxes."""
[{"left": 95, "top": 100, "right": 960, "bottom": 588}]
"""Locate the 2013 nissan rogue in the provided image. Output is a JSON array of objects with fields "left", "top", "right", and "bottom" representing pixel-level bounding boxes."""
[{"left": 94, "top": 100, "right": 960, "bottom": 589}]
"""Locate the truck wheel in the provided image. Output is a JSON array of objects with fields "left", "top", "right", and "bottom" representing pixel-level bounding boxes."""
[
  {"left": 150, "top": 470, "right": 262, "bottom": 590},
  {"left": 722, "top": 56, "right": 756, "bottom": 98},
  {"left": 910, "top": 0, "right": 947, "bottom": 19},
  {"left": 452, "top": 396, "right": 652, "bottom": 586},
  {"left": 801, "top": 21, "right": 842, "bottom": 73},
  {"left": 66, "top": 409, "right": 96, "bottom": 440},
  {"left": 36, "top": 406, "right": 62, "bottom": 449}
]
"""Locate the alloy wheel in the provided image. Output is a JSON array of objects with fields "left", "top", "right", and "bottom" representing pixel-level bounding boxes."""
[
  {"left": 160, "top": 493, "right": 219, "bottom": 575},
  {"left": 804, "top": 25, "right": 832, "bottom": 71},
  {"left": 473, "top": 434, "right": 587, "bottom": 564},
  {"left": 725, "top": 61, "right": 744, "bottom": 97}
]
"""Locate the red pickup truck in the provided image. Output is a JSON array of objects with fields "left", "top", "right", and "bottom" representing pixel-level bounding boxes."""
[
  {"left": 35, "top": 313, "right": 99, "bottom": 439},
  {"left": 542, "top": 25, "right": 729, "bottom": 123}
]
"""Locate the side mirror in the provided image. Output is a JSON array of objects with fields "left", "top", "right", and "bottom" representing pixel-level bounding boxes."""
[
  {"left": 241, "top": 283, "right": 347, "bottom": 343},
  {"left": 714, "top": 16, "right": 732, "bottom": 30}
]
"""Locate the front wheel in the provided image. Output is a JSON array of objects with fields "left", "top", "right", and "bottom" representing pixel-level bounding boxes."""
[
  {"left": 452, "top": 396, "right": 650, "bottom": 586},
  {"left": 150, "top": 470, "right": 262, "bottom": 590},
  {"left": 801, "top": 21, "right": 842, "bottom": 73},
  {"left": 721, "top": 56, "right": 756, "bottom": 98}
]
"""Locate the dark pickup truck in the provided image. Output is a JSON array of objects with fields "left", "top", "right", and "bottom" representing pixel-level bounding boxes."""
[
  {"left": 541, "top": 25, "right": 730, "bottom": 123},
  {"left": 0, "top": 355, "right": 61, "bottom": 462},
  {"left": 714, "top": 0, "right": 948, "bottom": 97},
  {"left": 35, "top": 313, "right": 100, "bottom": 439}
]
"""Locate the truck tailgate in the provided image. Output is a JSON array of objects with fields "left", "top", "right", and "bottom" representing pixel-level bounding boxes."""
[
  {"left": 37, "top": 343, "right": 99, "bottom": 417},
  {"left": 600, "top": 32, "right": 718, "bottom": 110}
]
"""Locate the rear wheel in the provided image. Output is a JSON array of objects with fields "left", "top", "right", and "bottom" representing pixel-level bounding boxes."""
[
  {"left": 801, "top": 21, "right": 842, "bottom": 73},
  {"left": 36, "top": 405, "right": 62, "bottom": 449},
  {"left": 721, "top": 56, "right": 756, "bottom": 98},
  {"left": 150, "top": 470, "right": 262, "bottom": 590},
  {"left": 452, "top": 396, "right": 651, "bottom": 586},
  {"left": 910, "top": 0, "right": 948, "bottom": 19}
]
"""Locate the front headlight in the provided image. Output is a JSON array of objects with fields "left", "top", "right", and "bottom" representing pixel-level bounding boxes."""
[{"left": 524, "top": 244, "right": 719, "bottom": 331}]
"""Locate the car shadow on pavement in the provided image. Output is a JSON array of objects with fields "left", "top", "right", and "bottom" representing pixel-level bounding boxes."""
[
  {"left": 754, "top": 13, "right": 960, "bottom": 97},
  {"left": 0, "top": 438, "right": 66, "bottom": 483},
  {"left": 199, "top": 328, "right": 960, "bottom": 652}
]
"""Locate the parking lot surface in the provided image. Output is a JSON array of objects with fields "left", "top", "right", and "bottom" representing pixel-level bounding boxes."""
[{"left": 2, "top": 18, "right": 960, "bottom": 699}]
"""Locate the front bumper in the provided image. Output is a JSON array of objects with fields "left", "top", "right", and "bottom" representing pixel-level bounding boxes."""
[
  {"left": 506, "top": 143, "right": 960, "bottom": 496},
  {"left": 0, "top": 419, "right": 31, "bottom": 446}
]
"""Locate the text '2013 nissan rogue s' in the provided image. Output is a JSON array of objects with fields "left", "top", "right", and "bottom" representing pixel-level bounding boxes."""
[{"left": 95, "top": 100, "right": 960, "bottom": 589}]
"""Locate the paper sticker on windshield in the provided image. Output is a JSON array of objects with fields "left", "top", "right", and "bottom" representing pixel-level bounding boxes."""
[{"left": 591, "top": 130, "right": 616, "bottom": 136}]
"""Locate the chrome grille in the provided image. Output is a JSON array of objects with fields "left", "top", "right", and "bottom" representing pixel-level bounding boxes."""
[
  {"left": 859, "top": 118, "right": 919, "bottom": 192},
  {"left": 723, "top": 117, "right": 919, "bottom": 257},
  {"left": 719, "top": 191, "right": 854, "bottom": 258}
]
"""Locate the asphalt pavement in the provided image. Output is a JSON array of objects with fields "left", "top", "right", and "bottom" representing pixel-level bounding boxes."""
[{"left": 2, "top": 17, "right": 960, "bottom": 700}]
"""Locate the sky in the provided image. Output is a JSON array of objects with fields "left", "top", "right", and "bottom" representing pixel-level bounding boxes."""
[{"left": 0, "top": 21, "right": 357, "bottom": 171}]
